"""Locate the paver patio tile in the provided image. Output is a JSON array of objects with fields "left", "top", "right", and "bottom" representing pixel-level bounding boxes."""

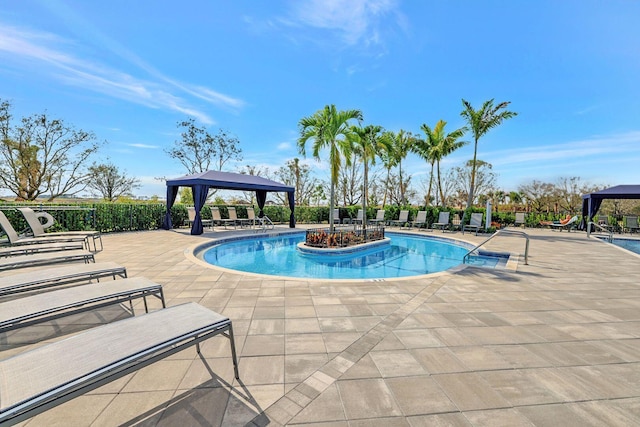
[
  {"left": 386, "top": 375, "right": 457, "bottom": 415},
  {"left": 432, "top": 372, "right": 510, "bottom": 411},
  {"left": 337, "top": 378, "right": 403, "bottom": 419}
]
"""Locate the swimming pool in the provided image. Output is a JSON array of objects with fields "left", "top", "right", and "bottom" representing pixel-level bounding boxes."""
[
  {"left": 199, "top": 232, "right": 475, "bottom": 279},
  {"left": 607, "top": 237, "right": 640, "bottom": 255}
]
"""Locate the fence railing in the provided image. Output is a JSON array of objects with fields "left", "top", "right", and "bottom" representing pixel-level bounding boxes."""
[{"left": 304, "top": 225, "right": 385, "bottom": 248}]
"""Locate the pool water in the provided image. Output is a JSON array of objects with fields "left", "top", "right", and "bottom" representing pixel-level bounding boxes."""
[
  {"left": 201, "top": 232, "right": 473, "bottom": 279},
  {"left": 608, "top": 237, "right": 640, "bottom": 255}
]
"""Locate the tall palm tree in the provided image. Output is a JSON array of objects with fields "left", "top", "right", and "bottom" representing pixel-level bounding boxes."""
[
  {"left": 349, "top": 124, "right": 390, "bottom": 233},
  {"left": 460, "top": 98, "right": 517, "bottom": 209},
  {"left": 382, "top": 129, "right": 413, "bottom": 206},
  {"left": 414, "top": 121, "right": 466, "bottom": 206},
  {"left": 411, "top": 133, "right": 438, "bottom": 207},
  {"left": 298, "top": 105, "right": 363, "bottom": 231},
  {"left": 378, "top": 142, "right": 398, "bottom": 208}
]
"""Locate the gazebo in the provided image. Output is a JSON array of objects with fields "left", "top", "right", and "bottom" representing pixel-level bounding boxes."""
[
  {"left": 162, "top": 170, "right": 295, "bottom": 235},
  {"left": 581, "top": 184, "right": 640, "bottom": 229}
]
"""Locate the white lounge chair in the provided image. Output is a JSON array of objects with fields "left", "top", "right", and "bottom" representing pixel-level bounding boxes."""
[
  {"left": 514, "top": 212, "right": 526, "bottom": 228},
  {"left": 0, "top": 249, "right": 94, "bottom": 272},
  {"left": 17, "top": 208, "right": 103, "bottom": 252},
  {"left": 431, "top": 211, "right": 450, "bottom": 232},
  {"left": 462, "top": 213, "right": 484, "bottom": 235},
  {"left": 0, "top": 302, "right": 239, "bottom": 425},
  {"left": 411, "top": 211, "right": 428, "bottom": 229},
  {"left": 389, "top": 210, "right": 409, "bottom": 227},
  {"left": 0, "top": 211, "right": 90, "bottom": 250},
  {"left": 332, "top": 208, "right": 341, "bottom": 225},
  {"left": 0, "top": 241, "right": 85, "bottom": 258},
  {"left": 0, "top": 262, "right": 127, "bottom": 298},
  {"left": 236, "top": 207, "right": 255, "bottom": 228},
  {"left": 549, "top": 215, "right": 578, "bottom": 232},
  {"left": 368, "top": 209, "right": 386, "bottom": 226},
  {"left": 0, "top": 277, "right": 165, "bottom": 333}
]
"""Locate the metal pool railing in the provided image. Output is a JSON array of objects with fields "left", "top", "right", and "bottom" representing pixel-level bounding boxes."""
[
  {"left": 304, "top": 225, "right": 385, "bottom": 248},
  {"left": 463, "top": 229, "right": 530, "bottom": 265}
]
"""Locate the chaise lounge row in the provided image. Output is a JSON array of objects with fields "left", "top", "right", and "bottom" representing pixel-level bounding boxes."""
[{"left": 0, "top": 212, "right": 240, "bottom": 425}]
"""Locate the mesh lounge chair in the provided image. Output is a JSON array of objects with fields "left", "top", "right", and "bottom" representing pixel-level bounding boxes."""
[
  {"left": 17, "top": 208, "right": 103, "bottom": 252},
  {"left": 624, "top": 216, "right": 639, "bottom": 233},
  {"left": 369, "top": 209, "right": 386, "bottom": 226},
  {"left": 549, "top": 215, "right": 578, "bottom": 232},
  {"left": 431, "top": 211, "right": 450, "bottom": 232},
  {"left": 389, "top": 210, "right": 409, "bottom": 227},
  {"left": 211, "top": 206, "right": 223, "bottom": 227},
  {"left": 0, "top": 211, "right": 90, "bottom": 250},
  {"left": 353, "top": 209, "right": 365, "bottom": 225},
  {"left": 187, "top": 207, "right": 213, "bottom": 230},
  {"left": 514, "top": 212, "right": 526, "bottom": 228},
  {"left": 0, "top": 262, "right": 127, "bottom": 298},
  {"left": 222, "top": 207, "right": 238, "bottom": 229},
  {"left": 462, "top": 213, "right": 484, "bottom": 235},
  {"left": 0, "top": 241, "right": 85, "bottom": 258},
  {"left": 0, "top": 277, "right": 165, "bottom": 333},
  {"left": 451, "top": 214, "right": 462, "bottom": 231},
  {"left": 0, "top": 302, "right": 239, "bottom": 426},
  {"left": 0, "top": 249, "right": 95, "bottom": 272},
  {"left": 411, "top": 211, "right": 428, "bottom": 229},
  {"left": 236, "top": 207, "right": 254, "bottom": 228}
]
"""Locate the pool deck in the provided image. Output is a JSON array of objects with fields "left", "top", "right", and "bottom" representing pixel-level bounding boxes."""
[{"left": 2, "top": 225, "right": 640, "bottom": 426}]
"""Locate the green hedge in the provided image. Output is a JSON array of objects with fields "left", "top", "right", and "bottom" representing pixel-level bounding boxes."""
[{"left": 0, "top": 201, "right": 584, "bottom": 234}]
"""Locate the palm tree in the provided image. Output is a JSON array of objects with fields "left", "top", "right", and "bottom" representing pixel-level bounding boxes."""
[
  {"left": 382, "top": 130, "right": 414, "bottom": 206},
  {"left": 414, "top": 120, "right": 467, "bottom": 206},
  {"left": 349, "top": 124, "right": 390, "bottom": 233},
  {"left": 460, "top": 99, "right": 517, "bottom": 209},
  {"left": 298, "top": 105, "right": 363, "bottom": 231},
  {"left": 378, "top": 142, "right": 398, "bottom": 208},
  {"left": 411, "top": 133, "right": 438, "bottom": 207}
]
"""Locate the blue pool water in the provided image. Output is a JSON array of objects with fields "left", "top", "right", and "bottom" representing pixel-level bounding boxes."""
[
  {"left": 201, "top": 232, "right": 474, "bottom": 279},
  {"left": 608, "top": 238, "right": 640, "bottom": 255}
]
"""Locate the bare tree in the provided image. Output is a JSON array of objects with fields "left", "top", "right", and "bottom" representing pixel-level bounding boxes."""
[
  {"left": 450, "top": 160, "right": 497, "bottom": 206},
  {"left": 86, "top": 163, "right": 140, "bottom": 201},
  {"left": 556, "top": 177, "right": 598, "bottom": 213},
  {"left": 0, "top": 99, "right": 102, "bottom": 201},
  {"left": 337, "top": 159, "right": 363, "bottom": 206},
  {"left": 518, "top": 180, "right": 556, "bottom": 213},
  {"left": 166, "top": 118, "right": 242, "bottom": 174},
  {"left": 274, "top": 158, "right": 320, "bottom": 206}
]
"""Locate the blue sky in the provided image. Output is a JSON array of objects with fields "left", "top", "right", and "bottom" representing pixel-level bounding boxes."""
[{"left": 1, "top": 0, "right": 639, "bottom": 199}]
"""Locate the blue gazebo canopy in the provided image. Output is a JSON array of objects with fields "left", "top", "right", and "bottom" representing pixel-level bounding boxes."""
[
  {"left": 581, "top": 184, "right": 640, "bottom": 229},
  {"left": 162, "top": 170, "right": 295, "bottom": 235}
]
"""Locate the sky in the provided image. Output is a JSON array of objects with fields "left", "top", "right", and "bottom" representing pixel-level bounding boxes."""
[{"left": 1, "top": 0, "right": 639, "bottom": 200}]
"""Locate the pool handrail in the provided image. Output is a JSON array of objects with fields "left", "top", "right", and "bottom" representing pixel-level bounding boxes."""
[
  {"left": 463, "top": 229, "right": 529, "bottom": 265},
  {"left": 587, "top": 221, "right": 613, "bottom": 242}
]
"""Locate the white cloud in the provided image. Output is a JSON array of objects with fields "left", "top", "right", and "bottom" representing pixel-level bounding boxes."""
[
  {"left": 128, "top": 143, "right": 159, "bottom": 149},
  {"left": 0, "top": 23, "right": 244, "bottom": 123},
  {"left": 277, "top": 142, "right": 292, "bottom": 150},
  {"left": 283, "top": 0, "right": 404, "bottom": 48}
]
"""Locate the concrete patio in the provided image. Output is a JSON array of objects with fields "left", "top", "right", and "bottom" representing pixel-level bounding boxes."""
[{"left": 2, "top": 225, "right": 640, "bottom": 426}]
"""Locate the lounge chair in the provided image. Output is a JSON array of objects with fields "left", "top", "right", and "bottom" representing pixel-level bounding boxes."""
[
  {"left": 431, "top": 211, "right": 450, "bottom": 232},
  {"left": 0, "top": 241, "right": 85, "bottom": 258},
  {"left": 0, "top": 211, "right": 90, "bottom": 250},
  {"left": 0, "top": 277, "right": 165, "bottom": 333},
  {"left": 187, "top": 207, "right": 213, "bottom": 230},
  {"left": 222, "top": 207, "right": 238, "bottom": 229},
  {"left": 514, "top": 212, "right": 526, "bottom": 228},
  {"left": 332, "top": 208, "right": 341, "bottom": 224},
  {"left": 539, "top": 214, "right": 571, "bottom": 226},
  {"left": 549, "top": 215, "right": 578, "bottom": 232},
  {"left": 17, "top": 207, "right": 103, "bottom": 252},
  {"left": 236, "top": 207, "right": 255, "bottom": 228},
  {"left": 368, "top": 209, "right": 386, "bottom": 226},
  {"left": 411, "top": 211, "right": 428, "bottom": 229},
  {"left": 0, "top": 302, "right": 239, "bottom": 425},
  {"left": 0, "top": 262, "right": 127, "bottom": 298},
  {"left": 0, "top": 249, "right": 95, "bottom": 272},
  {"left": 211, "top": 206, "right": 223, "bottom": 227},
  {"left": 623, "top": 216, "right": 639, "bottom": 233},
  {"left": 389, "top": 210, "right": 409, "bottom": 228},
  {"left": 353, "top": 209, "right": 365, "bottom": 225},
  {"left": 462, "top": 213, "right": 484, "bottom": 235},
  {"left": 451, "top": 214, "right": 462, "bottom": 231}
]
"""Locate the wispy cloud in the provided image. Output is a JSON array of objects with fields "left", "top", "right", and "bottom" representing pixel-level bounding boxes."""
[
  {"left": 277, "top": 142, "right": 292, "bottom": 150},
  {"left": 128, "top": 143, "right": 159, "bottom": 149},
  {"left": 0, "top": 23, "right": 244, "bottom": 123},
  {"left": 281, "top": 0, "right": 404, "bottom": 48}
]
